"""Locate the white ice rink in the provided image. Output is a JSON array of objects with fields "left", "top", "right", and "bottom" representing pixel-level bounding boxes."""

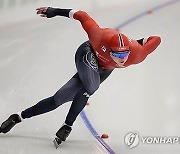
[{"left": 0, "top": 0, "right": 180, "bottom": 153}]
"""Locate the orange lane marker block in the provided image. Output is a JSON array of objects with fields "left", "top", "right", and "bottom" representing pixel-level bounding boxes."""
[
  {"left": 101, "top": 134, "right": 109, "bottom": 139},
  {"left": 147, "top": 10, "right": 153, "bottom": 14}
]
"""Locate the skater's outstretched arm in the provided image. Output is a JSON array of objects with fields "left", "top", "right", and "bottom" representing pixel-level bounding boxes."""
[
  {"left": 36, "top": 7, "right": 99, "bottom": 33},
  {"left": 142, "top": 36, "right": 161, "bottom": 55},
  {"left": 136, "top": 36, "right": 161, "bottom": 55}
]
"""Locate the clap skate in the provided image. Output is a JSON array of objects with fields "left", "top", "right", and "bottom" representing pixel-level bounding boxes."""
[
  {"left": 0, "top": 114, "right": 21, "bottom": 134},
  {"left": 53, "top": 124, "right": 72, "bottom": 149}
]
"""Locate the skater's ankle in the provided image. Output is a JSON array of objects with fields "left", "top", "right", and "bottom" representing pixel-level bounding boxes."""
[
  {"left": 63, "top": 122, "right": 72, "bottom": 127},
  {"left": 17, "top": 112, "right": 24, "bottom": 122},
  {"left": 63, "top": 121, "right": 73, "bottom": 127}
]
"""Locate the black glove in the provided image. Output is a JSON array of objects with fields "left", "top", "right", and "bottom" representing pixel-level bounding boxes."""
[{"left": 42, "top": 7, "right": 57, "bottom": 18}]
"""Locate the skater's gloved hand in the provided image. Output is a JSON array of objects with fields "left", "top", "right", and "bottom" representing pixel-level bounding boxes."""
[{"left": 36, "top": 7, "right": 57, "bottom": 18}]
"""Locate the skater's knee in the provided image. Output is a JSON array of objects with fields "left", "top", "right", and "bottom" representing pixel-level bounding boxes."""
[
  {"left": 53, "top": 95, "right": 64, "bottom": 107},
  {"left": 53, "top": 84, "right": 78, "bottom": 106},
  {"left": 85, "top": 84, "right": 99, "bottom": 96},
  {"left": 52, "top": 96, "right": 60, "bottom": 107},
  {"left": 53, "top": 93, "right": 71, "bottom": 106}
]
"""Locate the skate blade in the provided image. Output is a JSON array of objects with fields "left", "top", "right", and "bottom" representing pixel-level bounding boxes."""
[{"left": 53, "top": 138, "right": 62, "bottom": 149}]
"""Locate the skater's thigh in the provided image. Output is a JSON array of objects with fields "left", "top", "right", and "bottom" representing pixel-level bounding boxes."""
[
  {"left": 75, "top": 41, "right": 100, "bottom": 95},
  {"left": 77, "top": 59, "right": 100, "bottom": 95},
  {"left": 54, "top": 73, "right": 83, "bottom": 105}
]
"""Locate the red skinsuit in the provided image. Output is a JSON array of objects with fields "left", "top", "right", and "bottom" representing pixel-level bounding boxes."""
[{"left": 72, "top": 11, "right": 161, "bottom": 70}]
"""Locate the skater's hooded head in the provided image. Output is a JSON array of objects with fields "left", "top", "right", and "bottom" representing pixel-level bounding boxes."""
[
  {"left": 108, "top": 33, "right": 131, "bottom": 66},
  {"left": 109, "top": 33, "right": 131, "bottom": 59}
]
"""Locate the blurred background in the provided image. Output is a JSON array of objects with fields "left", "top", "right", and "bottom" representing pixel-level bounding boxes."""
[{"left": 0, "top": 0, "right": 180, "bottom": 154}]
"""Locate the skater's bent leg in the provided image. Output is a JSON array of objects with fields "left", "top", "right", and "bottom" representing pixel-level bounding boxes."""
[
  {"left": 64, "top": 66, "right": 100, "bottom": 125},
  {"left": 21, "top": 74, "right": 82, "bottom": 119},
  {"left": 64, "top": 42, "right": 101, "bottom": 126}
]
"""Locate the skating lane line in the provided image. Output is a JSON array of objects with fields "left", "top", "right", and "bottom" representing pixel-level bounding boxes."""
[
  {"left": 116, "top": 0, "right": 180, "bottom": 29},
  {"left": 80, "top": 110, "right": 115, "bottom": 154},
  {"left": 80, "top": 0, "right": 180, "bottom": 153}
]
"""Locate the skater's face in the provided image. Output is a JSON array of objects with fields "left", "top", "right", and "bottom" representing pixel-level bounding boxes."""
[
  {"left": 110, "top": 52, "right": 129, "bottom": 67},
  {"left": 110, "top": 49, "right": 130, "bottom": 66}
]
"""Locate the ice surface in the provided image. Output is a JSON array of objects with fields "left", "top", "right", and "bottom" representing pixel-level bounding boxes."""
[{"left": 0, "top": 0, "right": 180, "bottom": 153}]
